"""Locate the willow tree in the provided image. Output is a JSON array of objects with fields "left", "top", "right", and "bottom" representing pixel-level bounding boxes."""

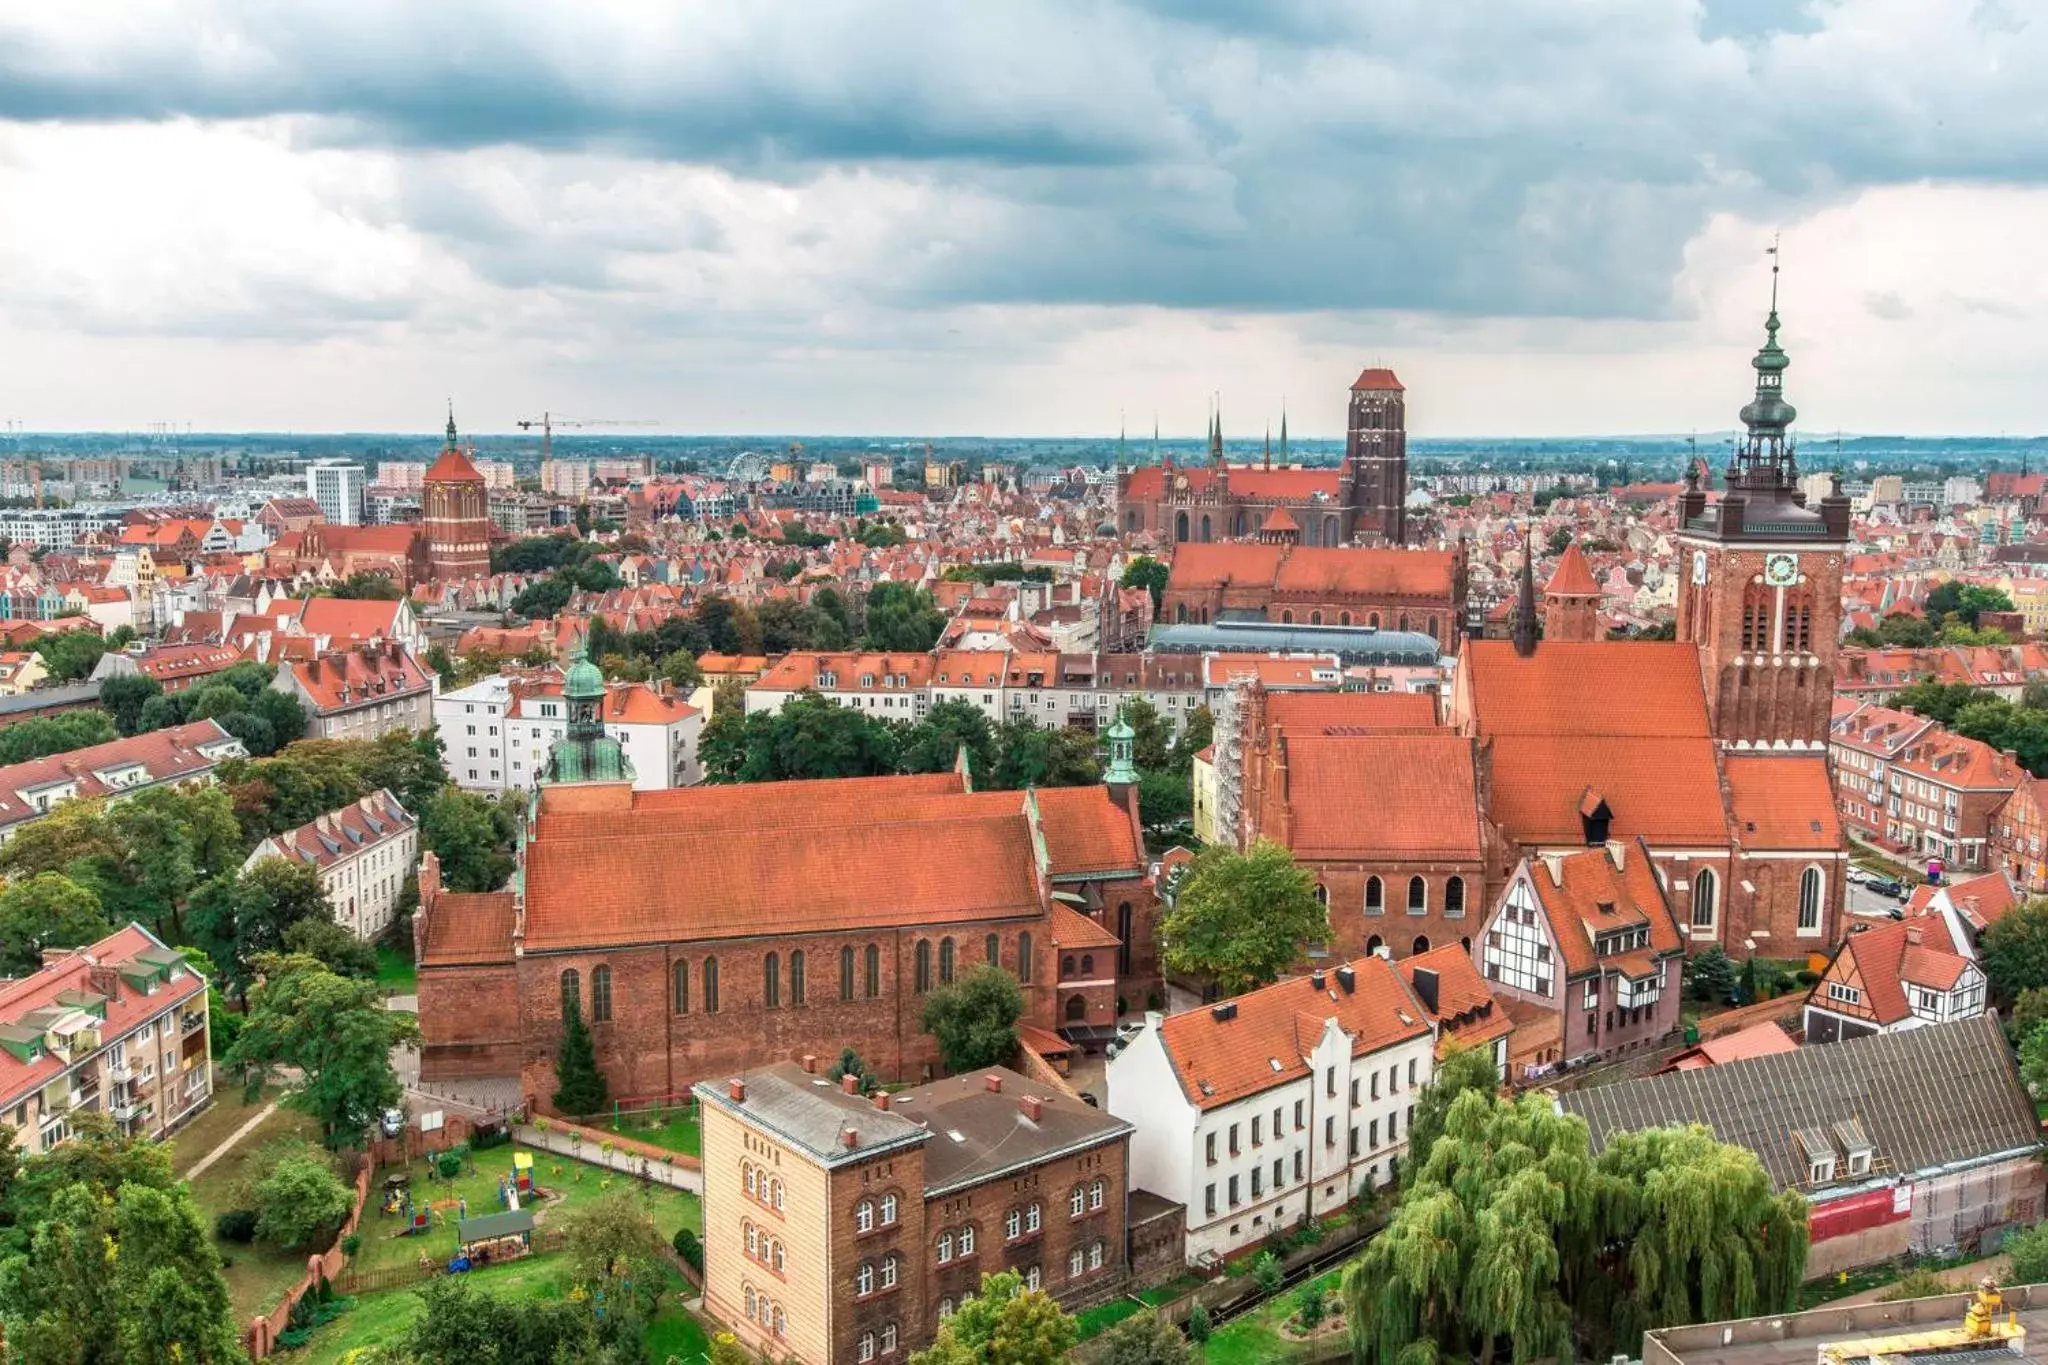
[
  {"left": 1345, "top": 1091, "right": 1807, "bottom": 1364},
  {"left": 1575, "top": 1124, "right": 1807, "bottom": 1352}
]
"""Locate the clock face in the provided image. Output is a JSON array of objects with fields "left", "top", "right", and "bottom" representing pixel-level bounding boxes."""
[
  {"left": 1691, "top": 550, "right": 1708, "bottom": 586},
  {"left": 1764, "top": 553, "right": 1799, "bottom": 587}
]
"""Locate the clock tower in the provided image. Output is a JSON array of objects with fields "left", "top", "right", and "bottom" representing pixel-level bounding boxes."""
[{"left": 1675, "top": 285, "right": 1851, "bottom": 750}]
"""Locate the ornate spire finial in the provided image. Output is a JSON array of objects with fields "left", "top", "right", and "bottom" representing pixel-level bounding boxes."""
[
  {"left": 1279, "top": 399, "right": 1288, "bottom": 461},
  {"left": 445, "top": 400, "right": 458, "bottom": 448},
  {"left": 1263, "top": 422, "right": 1272, "bottom": 470}
]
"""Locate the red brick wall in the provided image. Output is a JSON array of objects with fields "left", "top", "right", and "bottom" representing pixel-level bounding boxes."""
[
  {"left": 519, "top": 922, "right": 1058, "bottom": 1113},
  {"left": 418, "top": 963, "right": 522, "bottom": 1081}
]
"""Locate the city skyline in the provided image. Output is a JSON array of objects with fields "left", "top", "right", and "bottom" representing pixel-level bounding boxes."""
[{"left": 2, "top": 2, "right": 2043, "bottom": 437}]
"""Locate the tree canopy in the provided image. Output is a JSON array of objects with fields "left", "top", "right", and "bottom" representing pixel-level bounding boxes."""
[
  {"left": 1344, "top": 1091, "right": 1806, "bottom": 1364},
  {"left": 1119, "top": 555, "right": 1169, "bottom": 612},
  {"left": 1158, "top": 840, "right": 1331, "bottom": 994},
  {"left": 910, "top": 1269, "right": 1077, "bottom": 1365},
  {"left": 1983, "top": 897, "right": 2048, "bottom": 1003},
  {"left": 0, "top": 873, "right": 109, "bottom": 976},
  {"left": 920, "top": 965, "right": 1025, "bottom": 1073},
  {"left": 226, "top": 952, "right": 420, "bottom": 1146}
]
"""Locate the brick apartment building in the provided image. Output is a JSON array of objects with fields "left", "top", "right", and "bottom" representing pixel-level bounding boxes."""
[
  {"left": 695, "top": 1060, "right": 1132, "bottom": 1364},
  {"left": 1885, "top": 726, "right": 2022, "bottom": 874},
  {"left": 1828, "top": 700, "right": 1938, "bottom": 846},
  {"left": 1, "top": 926, "right": 212, "bottom": 1155},
  {"left": 1992, "top": 775, "right": 2048, "bottom": 894}
]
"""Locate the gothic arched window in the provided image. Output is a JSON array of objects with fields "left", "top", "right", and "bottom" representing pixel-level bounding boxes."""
[
  {"left": 703, "top": 956, "right": 720, "bottom": 1014},
  {"left": 559, "top": 969, "right": 580, "bottom": 1018},
  {"left": 840, "top": 946, "right": 856, "bottom": 1001},
  {"left": 589, "top": 965, "right": 612, "bottom": 1023},
  {"left": 789, "top": 950, "right": 806, "bottom": 1006},
  {"left": 939, "top": 937, "right": 956, "bottom": 985},
  {"left": 864, "top": 944, "right": 881, "bottom": 997},
  {"left": 764, "top": 953, "right": 781, "bottom": 1009},
  {"left": 673, "top": 959, "right": 689, "bottom": 1014}
]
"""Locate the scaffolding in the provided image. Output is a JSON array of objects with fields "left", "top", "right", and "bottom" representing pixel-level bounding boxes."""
[{"left": 1212, "top": 677, "right": 1253, "bottom": 851}]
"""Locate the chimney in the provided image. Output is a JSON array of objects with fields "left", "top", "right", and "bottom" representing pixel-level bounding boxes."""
[
  {"left": 1335, "top": 965, "right": 1356, "bottom": 994},
  {"left": 984, "top": 1073, "right": 1004, "bottom": 1094},
  {"left": 1904, "top": 927, "right": 1922, "bottom": 946},
  {"left": 1411, "top": 966, "right": 1440, "bottom": 1015},
  {"left": 874, "top": 1091, "right": 893, "bottom": 1112},
  {"left": 841, "top": 1126, "right": 859, "bottom": 1149},
  {"left": 801, "top": 1053, "right": 819, "bottom": 1074},
  {"left": 841, "top": 1072, "right": 861, "bottom": 1094},
  {"left": 1310, "top": 969, "right": 1326, "bottom": 991},
  {"left": 727, "top": 1078, "right": 747, "bottom": 1103},
  {"left": 1210, "top": 1001, "right": 1237, "bottom": 1023},
  {"left": 1020, "top": 1095, "right": 1043, "bottom": 1122}
]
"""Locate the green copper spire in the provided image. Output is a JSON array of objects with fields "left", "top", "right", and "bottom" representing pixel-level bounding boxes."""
[
  {"left": 1103, "top": 708, "right": 1139, "bottom": 786},
  {"left": 542, "top": 642, "right": 634, "bottom": 786},
  {"left": 445, "top": 400, "right": 458, "bottom": 449}
]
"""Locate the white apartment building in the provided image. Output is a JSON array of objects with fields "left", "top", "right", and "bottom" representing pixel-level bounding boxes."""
[
  {"left": 746, "top": 651, "right": 936, "bottom": 722},
  {"left": 306, "top": 461, "right": 367, "bottom": 525},
  {"left": 0, "top": 926, "right": 213, "bottom": 1154},
  {"left": 1108, "top": 957, "right": 1436, "bottom": 1264},
  {"left": 506, "top": 678, "right": 702, "bottom": 790},
  {"left": 243, "top": 789, "right": 418, "bottom": 942},
  {"left": 439, "top": 669, "right": 702, "bottom": 792},
  {"left": 540, "top": 460, "right": 594, "bottom": 498},
  {"left": 436, "top": 675, "right": 520, "bottom": 791}
]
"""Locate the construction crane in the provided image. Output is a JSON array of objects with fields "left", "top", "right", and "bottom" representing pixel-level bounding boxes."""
[{"left": 515, "top": 413, "right": 656, "bottom": 463}]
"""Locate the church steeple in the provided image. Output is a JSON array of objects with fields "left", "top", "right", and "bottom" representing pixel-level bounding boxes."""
[
  {"left": 1279, "top": 401, "right": 1288, "bottom": 462},
  {"left": 1209, "top": 398, "right": 1224, "bottom": 467},
  {"left": 445, "top": 400, "right": 459, "bottom": 450},
  {"left": 1263, "top": 422, "right": 1272, "bottom": 470},
  {"left": 1733, "top": 250, "right": 1797, "bottom": 484},
  {"left": 1512, "top": 525, "right": 1539, "bottom": 658}
]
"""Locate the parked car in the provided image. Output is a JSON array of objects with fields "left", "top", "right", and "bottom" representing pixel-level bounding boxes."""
[
  {"left": 1867, "top": 877, "right": 1905, "bottom": 899},
  {"left": 381, "top": 1107, "right": 405, "bottom": 1137},
  {"left": 1845, "top": 866, "right": 1872, "bottom": 887}
]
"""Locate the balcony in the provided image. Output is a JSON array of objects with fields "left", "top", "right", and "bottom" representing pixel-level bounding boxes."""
[
  {"left": 181, "top": 1012, "right": 207, "bottom": 1036},
  {"left": 107, "top": 1059, "right": 135, "bottom": 1083},
  {"left": 109, "top": 1099, "right": 142, "bottom": 1123}
]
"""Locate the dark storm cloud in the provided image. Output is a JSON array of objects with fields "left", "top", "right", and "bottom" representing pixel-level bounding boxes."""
[{"left": 2, "top": 1, "right": 2042, "bottom": 325}]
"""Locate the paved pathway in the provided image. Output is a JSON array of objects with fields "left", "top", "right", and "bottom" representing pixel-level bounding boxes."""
[{"left": 179, "top": 1100, "right": 279, "bottom": 1181}]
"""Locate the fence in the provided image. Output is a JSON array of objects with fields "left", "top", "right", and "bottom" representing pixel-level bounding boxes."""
[
  {"left": 247, "top": 1156, "right": 373, "bottom": 1361},
  {"left": 514, "top": 1115, "right": 702, "bottom": 1193},
  {"left": 334, "top": 1229, "right": 568, "bottom": 1296}
]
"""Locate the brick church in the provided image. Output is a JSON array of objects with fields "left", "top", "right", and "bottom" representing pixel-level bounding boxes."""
[
  {"left": 1213, "top": 294, "right": 1851, "bottom": 962},
  {"left": 415, "top": 675, "right": 1161, "bottom": 1110},
  {"left": 1119, "top": 368, "right": 1410, "bottom": 547}
]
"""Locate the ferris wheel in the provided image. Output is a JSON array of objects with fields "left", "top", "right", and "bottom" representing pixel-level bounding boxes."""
[{"left": 727, "top": 450, "right": 774, "bottom": 483}]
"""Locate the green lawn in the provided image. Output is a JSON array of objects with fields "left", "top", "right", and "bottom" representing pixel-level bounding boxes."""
[
  {"left": 604, "top": 1108, "right": 702, "bottom": 1158},
  {"left": 1202, "top": 1264, "right": 1352, "bottom": 1365},
  {"left": 300, "top": 1227, "right": 710, "bottom": 1365},
  {"left": 179, "top": 1099, "right": 328, "bottom": 1327},
  {"left": 1076, "top": 1297, "right": 1147, "bottom": 1340},
  {"left": 169, "top": 1083, "right": 281, "bottom": 1177},
  {"left": 352, "top": 1145, "right": 701, "bottom": 1280},
  {"left": 376, "top": 944, "right": 418, "bottom": 996}
]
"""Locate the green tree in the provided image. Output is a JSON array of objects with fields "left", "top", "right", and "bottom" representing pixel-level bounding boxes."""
[
  {"left": 919, "top": 965, "right": 1025, "bottom": 1073},
  {"left": 403, "top": 1276, "right": 600, "bottom": 1365},
  {"left": 226, "top": 952, "right": 420, "bottom": 1146},
  {"left": 899, "top": 698, "right": 997, "bottom": 779},
  {"left": 861, "top": 582, "right": 946, "bottom": 652},
  {"left": 1685, "top": 944, "right": 1739, "bottom": 1003},
  {"left": 1119, "top": 556, "right": 1170, "bottom": 613},
  {"left": 1137, "top": 769, "right": 1191, "bottom": 829},
  {"left": 699, "top": 691, "right": 902, "bottom": 783},
  {"left": 1876, "top": 612, "right": 1936, "bottom": 647},
  {"left": 0, "top": 873, "right": 109, "bottom": 976},
  {"left": 1888, "top": 679, "right": 1981, "bottom": 726},
  {"left": 559, "top": 1189, "right": 668, "bottom": 1314},
  {"left": 1344, "top": 1091, "right": 1803, "bottom": 1365},
  {"left": 511, "top": 576, "right": 574, "bottom": 619},
  {"left": 990, "top": 718, "right": 1100, "bottom": 790},
  {"left": 250, "top": 1141, "right": 354, "bottom": 1249},
  {"left": 1094, "top": 1310, "right": 1193, "bottom": 1365},
  {"left": 99, "top": 672, "right": 164, "bottom": 735},
  {"left": 1169, "top": 706, "right": 1215, "bottom": 776},
  {"left": 1123, "top": 698, "right": 1173, "bottom": 772},
  {"left": 32, "top": 628, "right": 109, "bottom": 681},
  {"left": 192, "top": 858, "right": 335, "bottom": 995},
  {"left": 333, "top": 571, "right": 405, "bottom": 600},
  {"left": 2008, "top": 985, "right": 2048, "bottom": 1044},
  {"left": 827, "top": 1047, "right": 881, "bottom": 1096},
  {"left": 553, "top": 995, "right": 609, "bottom": 1117},
  {"left": 910, "top": 1269, "right": 1077, "bottom": 1365},
  {"left": 107, "top": 782, "right": 245, "bottom": 937},
  {"left": 284, "top": 915, "right": 380, "bottom": 978},
  {"left": 1159, "top": 841, "right": 1330, "bottom": 995},
  {"left": 2007, "top": 1221, "right": 2048, "bottom": 1285},
  {"left": 0, "top": 709, "right": 119, "bottom": 764},
  {"left": 422, "top": 788, "right": 517, "bottom": 892},
  {"left": 1983, "top": 897, "right": 2048, "bottom": 1002},
  {"left": 1403, "top": 1042, "right": 1499, "bottom": 1182},
  {"left": 1186, "top": 1301, "right": 1212, "bottom": 1348}
]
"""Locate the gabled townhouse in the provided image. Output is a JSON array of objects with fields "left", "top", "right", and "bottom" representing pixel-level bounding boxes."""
[
  {"left": 272, "top": 641, "right": 436, "bottom": 742},
  {"left": 244, "top": 790, "right": 418, "bottom": 942},
  {"left": 1991, "top": 775, "right": 2048, "bottom": 894},
  {"left": 1886, "top": 729, "right": 2024, "bottom": 874},
  {"left": 1107, "top": 956, "right": 1435, "bottom": 1265},
  {"left": 745, "top": 651, "right": 936, "bottom": 722},
  {"left": 1397, "top": 943, "right": 1513, "bottom": 1075},
  {"left": 1902, "top": 869, "right": 2022, "bottom": 958},
  {"left": 1, "top": 926, "right": 213, "bottom": 1154},
  {"left": 1804, "top": 915, "right": 1987, "bottom": 1044},
  {"left": 1828, "top": 700, "right": 1937, "bottom": 845},
  {"left": 1472, "top": 840, "right": 1686, "bottom": 1071}
]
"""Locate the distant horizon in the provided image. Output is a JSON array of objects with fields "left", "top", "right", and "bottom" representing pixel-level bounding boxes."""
[{"left": 6, "top": 430, "right": 2047, "bottom": 447}]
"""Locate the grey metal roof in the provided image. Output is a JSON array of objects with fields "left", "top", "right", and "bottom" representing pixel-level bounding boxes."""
[
  {"left": 0, "top": 682, "right": 101, "bottom": 717},
  {"left": 1147, "top": 620, "right": 1441, "bottom": 666},
  {"left": 893, "top": 1070, "right": 1133, "bottom": 1197},
  {"left": 457, "top": 1209, "right": 534, "bottom": 1242},
  {"left": 693, "top": 1065, "right": 930, "bottom": 1167},
  {"left": 1557, "top": 1015, "right": 2038, "bottom": 1192}
]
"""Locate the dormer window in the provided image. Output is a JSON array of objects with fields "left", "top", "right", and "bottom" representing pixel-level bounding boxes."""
[{"left": 1809, "top": 1156, "right": 1835, "bottom": 1184}]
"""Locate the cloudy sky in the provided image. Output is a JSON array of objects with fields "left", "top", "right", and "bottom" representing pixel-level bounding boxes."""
[{"left": 0, "top": 1, "right": 2041, "bottom": 438}]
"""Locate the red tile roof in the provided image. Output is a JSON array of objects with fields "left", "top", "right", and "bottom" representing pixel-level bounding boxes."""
[
  {"left": 1463, "top": 640, "right": 1711, "bottom": 737},
  {"left": 1350, "top": 368, "right": 1404, "bottom": 392},
  {"left": 1544, "top": 543, "right": 1601, "bottom": 597},
  {"left": 295, "top": 597, "right": 405, "bottom": 643},
  {"left": 1155, "top": 956, "right": 1431, "bottom": 1110},
  {"left": 0, "top": 720, "right": 242, "bottom": 831},
  {"left": 1398, "top": 945, "right": 1513, "bottom": 1060},
  {"left": 282, "top": 644, "right": 431, "bottom": 713},
  {"left": 1264, "top": 690, "right": 1440, "bottom": 732},
  {"left": 1520, "top": 841, "right": 1683, "bottom": 981},
  {"left": 1723, "top": 755, "right": 1842, "bottom": 850},
  {"left": 1831, "top": 918, "right": 1973, "bottom": 1025},
  {"left": 0, "top": 925, "right": 208, "bottom": 1109},
  {"left": 421, "top": 892, "right": 517, "bottom": 967},
  {"left": 1284, "top": 734, "right": 1482, "bottom": 860},
  {"left": 1488, "top": 735, "right": 1729, "bottom": 845},
  {"left": 424, "top": 446, "right": 485, "bottom": 483},
  {"left": 249, "top": 789, "right": 414, "bottom": 872},
  {"left": 1664, "top": 1021, "right": 1798, "bottom": 1071},
  {"left": 1050, "top": 903, "right": 1122, "bottom": 951}
]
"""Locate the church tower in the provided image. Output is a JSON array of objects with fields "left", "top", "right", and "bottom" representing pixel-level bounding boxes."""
[
  {"left": 1343, "top": 369, "right": 1408, "bottom": 545},
  {"left": 1675, "top": 281, "right": 1851, "bottom": 750},
  {"left": 541, "top": 644, "right": 634, "bottom": 786},
  {"left": 1542, "top": 542, "right": 1604, "bottom": 643},
  {"left": 423, "top": 406, "right": 492, "bottom": 582}
]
